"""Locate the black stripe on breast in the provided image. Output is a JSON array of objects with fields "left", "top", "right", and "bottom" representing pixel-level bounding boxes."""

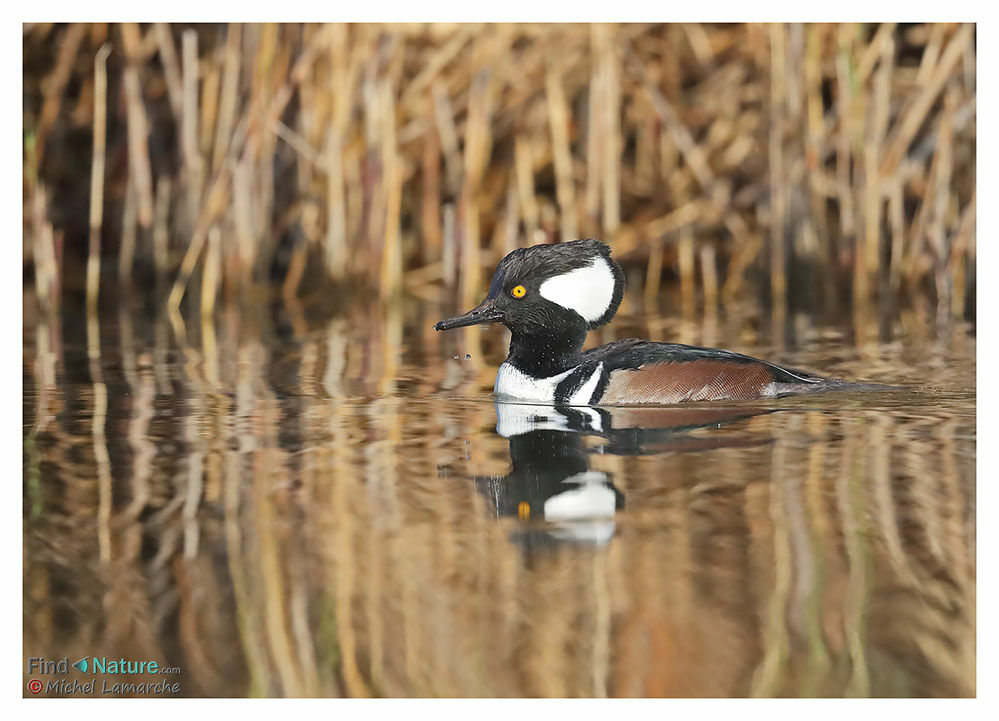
[{"left": 554, "top": 362, "right": 609, "bottom": 404}]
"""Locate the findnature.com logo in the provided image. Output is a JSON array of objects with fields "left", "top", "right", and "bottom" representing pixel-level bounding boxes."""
[{"left": 26, "top": 656, "right": 182, "bottom": 696}]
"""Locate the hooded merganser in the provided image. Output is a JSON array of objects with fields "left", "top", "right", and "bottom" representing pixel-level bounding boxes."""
[{"left": 435, "top": 239, "right": 883, "bottom": 405}]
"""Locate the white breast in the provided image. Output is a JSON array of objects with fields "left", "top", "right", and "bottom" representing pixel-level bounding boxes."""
[
  {"left": 494, "top": 361, "right": 604, "bottom": 406},
  {"left": 494, "top": 363, "right": 573, "bottom": 403}
]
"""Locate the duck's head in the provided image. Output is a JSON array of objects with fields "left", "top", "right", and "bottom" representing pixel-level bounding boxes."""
[{"left": 434, "top": 238, "right": 625, "bottom": 337}]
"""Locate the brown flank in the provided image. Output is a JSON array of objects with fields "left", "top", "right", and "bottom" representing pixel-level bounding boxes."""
[{"left": 600, "top": 359, "right": 777, "bottom": 404}]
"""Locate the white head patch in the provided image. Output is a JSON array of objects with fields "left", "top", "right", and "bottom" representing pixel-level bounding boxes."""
[{"left": 539, "top": 257, "right": 616, "bottom": 323}]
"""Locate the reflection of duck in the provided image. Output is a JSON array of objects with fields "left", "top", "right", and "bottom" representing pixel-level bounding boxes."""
[
  {"left": 474, "top": 402, "right": 773, "bottom": 546},
  {"left": 474, "top": 421, "right": 624, "bottom": 546}
]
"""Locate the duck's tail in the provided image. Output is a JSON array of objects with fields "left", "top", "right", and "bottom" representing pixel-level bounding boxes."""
[{"left": 772, "top": 377, "right": 903, "bottom": 397}]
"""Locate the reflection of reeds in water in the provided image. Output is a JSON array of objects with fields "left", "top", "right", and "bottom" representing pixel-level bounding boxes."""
[
  {"left": 23, "top": 301, "right": 975, "bottom": 697},
  {"left": 23, "top": 23, "right": 975, "bottom": 323}
]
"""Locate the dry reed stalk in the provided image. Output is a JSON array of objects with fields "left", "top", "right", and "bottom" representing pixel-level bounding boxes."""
[
  {"left": 514, "top": 136, "right": 540, "bottom": 243},
  {"left": 86, "top": 44, "right": 111, "bottom": 313},
  {"left": 835, "top": 24, "right": 858, "bottom": 275},
  {"left": 117, "top": 175, "right": 138, "bottom": 283},
  {"left": 917, "top": 24, "right": 948, "bottom": 86},
  {"left": 930, "top": 89, "right": 956, "bottom": 319},
  {"left": 637, "top": 61, "right": 758, "bottom": 304},
  {"left": 904, "top": 98, "right": 949, "bottom": 287},
  {"left": 632, "top": 102, "right": 658, "bottom": 199},
  {"left": 431, "top": 81, "right": 462, "bottom": 197},
  {"left": 296, "top": 28, "right": 322, "bottom": 183},
  {"left": 545, "top": 62, "right": 578, "bottom": 243},
  {"left": 880, "top": 24, "right": 972, "bottom": 178},
  {"left": 324, "top": 127, "right": 348, "bottom": 278},
  {"left": 213, "top": 25, "right": 242, "bottom": 173},
  {"left": 700, "top": 242, "right": 718, "bottom": 313},
  {"left": 379, "top": 80, "right": 403, "bottom": 299},
  {"left": 361, "top": 71, "right": 387, "bottom": 277},
  {"left": 201, "top": 225, "right": 221, "bottom": 319},
  {"left": 888, "top": 181, "right": 905, "bottom": 293},
  {"left": 153, "top": 23, "right": 184, "bottom": 122},
  {"left": 459, "top": 69, "right": 493, "bottom": 307},
  {"left": 419, "top": 96, "right": 443, "bottom": 262},
  {"left": 250, "top": 46, "right": 286, "bottom": 272},
  {"left": 948, "top": 190, "right": 975, "bottom": 320},
  {"left": 182, "top": 29, "right": 205, "bottom": 233},
  {"left": 719, "top": 212, "right": 759, "bottom": 298},
  {"left": 641, "top": 81, "right": 715, "bottom": 190},
  {"left": 200, "top": 52, "right": 221, "bottom": 159},
  {"left": 861, "top": 32, "right": 893, "bottom": 301},
  {"left": 325, "top": 25, "right": 351, "bottom": 278},
  {"left": 119, "top": 24, "right": 154, "bottom": 230},
  {"left": 585, "top": 43, "right": 602, "bottom": 224},
  {"left": 31, "top": 187, "right": 59, "bottom": 313},
  {"left": 441, "top": 202, "right": 457, "bottom": 287},
  {"left": 596, "top": 24, "right": 620, "bottom": 233},
  {"left": 153, "top": 175, "right": 172, "bottom": 282},
  {"left": 279, "top": 234, "right": 307, "bottom": 317},
  {"left": 677, "top": 229, "right": 695, "bottom": 317},
  {"left": 769, "top": 24, "right": 788, "bottom": 315},
  {"left": 167, "top": 165, "right": 231, "bottom": 313},
  {"left": 232, "top": 157, "right": 255, "bottom": 281},
  {"left": 35, "top": 23, "right": 85, "bottom": 163},
  {"left": 803, "top": 25, "right": 831, "bottom": 281},
  {"left": 273, "top": 120, "right": 322, "bottom": 167},
  {"left": 169, "top": 31, "right": 325, "bottom": 311},
  {"left": 402, "top": 25, "right": 477, "bottom": 107},
  {"left": 614, "top": 198, "right": 703, "bottom": 256},
  {"left": 856, "top": 23, "right": 897, "bottom": 85}
]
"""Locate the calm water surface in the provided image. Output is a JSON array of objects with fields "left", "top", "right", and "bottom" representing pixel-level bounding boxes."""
[{"left": 22, "top": 292, "right": 976, "bottom": 697}]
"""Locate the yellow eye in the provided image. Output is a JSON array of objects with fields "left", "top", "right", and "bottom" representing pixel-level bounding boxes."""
[{"left": 511, "top": 285, "right": 527, "bottom": 298}]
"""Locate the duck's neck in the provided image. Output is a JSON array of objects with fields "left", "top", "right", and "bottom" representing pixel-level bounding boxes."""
[{"left": 506, "top": 326, "right": 587, "bottom": 379}]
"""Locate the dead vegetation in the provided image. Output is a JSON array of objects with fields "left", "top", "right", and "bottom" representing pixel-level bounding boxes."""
[{"left": 23, "top": 23, "right": 975, "bottom": 321}]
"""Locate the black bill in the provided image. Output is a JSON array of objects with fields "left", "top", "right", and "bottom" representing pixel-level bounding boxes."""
[{"left": 434, "top": 299, "right": 504, "bottom": 331}]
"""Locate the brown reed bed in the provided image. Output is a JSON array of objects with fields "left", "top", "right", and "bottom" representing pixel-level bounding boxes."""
[{"left": 23, "top": 23, "right": 975, "bottom": 324}]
